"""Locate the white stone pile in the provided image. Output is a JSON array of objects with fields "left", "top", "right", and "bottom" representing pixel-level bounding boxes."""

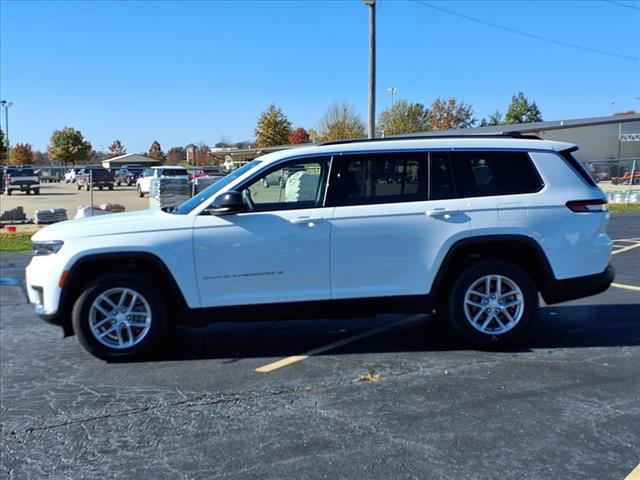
[
  {"left": 149, "top": 177, "right": 191, "bottom": 209},
  {"left": 34, "top": 208, "right": 67, "bottom": 224},
  {"left": 284, "top": 172, "right": 319, "bottom": 203}
]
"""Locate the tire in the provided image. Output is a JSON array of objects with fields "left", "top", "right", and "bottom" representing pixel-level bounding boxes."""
[
  {"left": 445, "top": 260, "right": 538, "bottom": 348},
  {"left": 85, "top": 184, "right": 90, "bottom": 191},
  {"left": 98, "top": 186, "right": 103, "bottom": 191},
  {"left": 116, "top": 181, "right": 121, "bottom": 187},
  {"left": 26, "top": 189, "right": 31, "bottom": 195},
  {"left": 77, "top": 183, "right": 81, "bottom": 190},
  {"left": 137, "top": 186, "right": 144, "bottom": 198},
  {"left": 72, "top": 273, "right": 170, "bottom": 361},
  {"left": 6, "top": 188, "right": 11, "bottom": 196},
  {"left": 33, "top": 189, "right": 40, "bottom": 195},
  {"left": 108, "top": 185, "right": 113, "bottom": 191}
]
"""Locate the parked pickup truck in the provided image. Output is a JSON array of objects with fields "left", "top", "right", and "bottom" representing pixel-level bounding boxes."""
[
  {"left": 76, "top": 167, "right": 115, "bottom": 191},
  {"left": 2, "top": 166, "right": 40, "bottom": 195}
]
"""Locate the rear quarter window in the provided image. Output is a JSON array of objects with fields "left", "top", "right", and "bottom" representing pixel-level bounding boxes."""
[
  {"left": 450, "top": 151, "right": 544, "bottom": 197},
  {"left": 559, "top": 149, "right": 597, "bottom": 187}
]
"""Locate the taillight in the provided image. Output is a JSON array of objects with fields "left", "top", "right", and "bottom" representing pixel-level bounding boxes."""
[{"left": 566, "top": 199, "right": 608, "bottom": 213}]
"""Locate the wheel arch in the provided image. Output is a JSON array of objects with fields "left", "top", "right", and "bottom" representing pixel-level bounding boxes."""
[
  {"left": 58, "top": 252, "right": 189, "bottom": 336},
  {"left": 431, "top": 235, "right": 556, "bottom": 308}
]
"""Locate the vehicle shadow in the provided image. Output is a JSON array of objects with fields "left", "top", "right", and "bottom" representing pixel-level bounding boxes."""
[{"left": 155, "top": 303, "right": 640, "bottom": 362}]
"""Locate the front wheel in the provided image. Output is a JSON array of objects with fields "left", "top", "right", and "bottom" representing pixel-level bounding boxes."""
[
  {"left": 445, "top": 261, "right": 538, "bottom": 347},
  {"left": 137, "top": 186, "right": 144, "bottom": 197},
  {"left": 72, "top": 273, "right": 170, "bottom": 361}
]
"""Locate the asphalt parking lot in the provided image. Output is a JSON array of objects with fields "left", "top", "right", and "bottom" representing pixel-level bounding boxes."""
[{"left": 1, "top": 215, "right": 639, "bottom": 480}]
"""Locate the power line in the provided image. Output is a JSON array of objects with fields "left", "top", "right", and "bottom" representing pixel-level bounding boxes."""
[
  {"left": 413, "top": 0, "right": 640, "bottom": 62},
  {"left": 604, "top": 0, "right": 640, "bottom": 11}
]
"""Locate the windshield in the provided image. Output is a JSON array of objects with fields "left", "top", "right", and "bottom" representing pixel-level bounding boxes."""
[{"left": 173, "top": 160, "right": 262, "bottom": 215}]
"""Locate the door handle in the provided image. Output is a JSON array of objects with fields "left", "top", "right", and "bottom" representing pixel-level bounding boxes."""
[
  {"left": 426, "top": 208, "right": 460, "bottom": 218},
  {"left": 290, "top": 216, "right": 324, "bottom": 225}
]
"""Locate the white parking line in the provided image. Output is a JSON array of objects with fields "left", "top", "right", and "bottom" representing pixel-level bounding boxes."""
[
  {"left": 611, "top": 282, "right": 640, "bottom": 293},
  {"left": 255, "top": 314, "right": 424, "bottom": 373},
  {"left": 625, "top": 463, "right": 640, "bottom": 480},
  {"left": 612, "top": 242, "right": 640, "bottom": 255}
]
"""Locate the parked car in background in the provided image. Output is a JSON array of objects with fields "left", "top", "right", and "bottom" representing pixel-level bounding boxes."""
[
  {"left": 2, "top": 166, "right": 40, "bottom": 195},
  {"left": 76, "top": 167, "right": 115, "bottom": 191},
  {"left": 115, "top": 164, "right": 144, "bottom": 186},
  {"left": 136, "top": 166, "right": 189, "bottom": 197},
  {"left": 64, "top": 168, "right": 82, "bottom": 183}
]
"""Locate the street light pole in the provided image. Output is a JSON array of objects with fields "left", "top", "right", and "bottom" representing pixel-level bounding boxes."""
[
  {"left": 0, "top": 100, "right": 12, "bottom": 148},
  {"left": 387, "top": 87, "right": 398, "bottom": 106},
  {"left": 364, "top": 0, "right": 376, "bottom": 138}
]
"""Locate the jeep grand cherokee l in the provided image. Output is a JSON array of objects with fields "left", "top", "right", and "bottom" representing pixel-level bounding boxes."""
[{"left": 26, "top": 135, "right": 614, "bottom": 360}]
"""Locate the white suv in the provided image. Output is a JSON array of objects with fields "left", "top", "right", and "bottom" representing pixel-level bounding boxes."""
[
  {"left": 136, "top": 166, "right": 189, "bottom": 197},
  {"left": 26, "top": 135, "right": 614, "bottom": 360}
]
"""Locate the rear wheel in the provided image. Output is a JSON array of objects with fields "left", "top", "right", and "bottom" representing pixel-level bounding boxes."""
[
  {"left": 445, "top": 261, "right": 538, "bottom": 347},
  {"left": 72, "top": 273, "right": 170, "bottom": 361},
  {"left": 137, "top": 186, "right": 144, "bottom": 197},
  {"left": 33, "top": 188, "right": 40, "bottom": 195},
  {"left": 108, "top": 184, "right": 113, "bottom": 191},
  {"left": 85, "top": 184, "right": 90, "bottom": 191},
  {"left": 77, "top": 183, "right": 81, "bottom": 190},
  {"left": 6, "top": 188, "right": 11, "bottom": 195}
]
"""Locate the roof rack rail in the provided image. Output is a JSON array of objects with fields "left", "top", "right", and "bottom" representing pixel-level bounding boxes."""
[{"left": 319, "top": 131, "right": 542, "bottom": 146}]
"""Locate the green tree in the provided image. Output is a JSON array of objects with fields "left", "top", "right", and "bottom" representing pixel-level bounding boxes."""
[
  {"left": 148, "top": 140, "right": 165, "bottom": 162},
  {"left": 0, "top": 128, "right": 7, "bottom": 164},
  {"left": 313, "top": 102, "right": 366, "bottom": 142},
  {"left": 479, "top": 110, "right": 504, "bottom": 127},
  {"left": 11, "top": 143, "right": 33, "bottom": 165},
  {"left": 377, "top": 100, "right": 429, "bottom": 136},
  {"left": 504, "top": 92, "right": 542, "bottom": 124},
  {"left": 108, "top": 139, "right": 126, "bottom": 157},
  {"left": 254, "top": 105, "right": 292, "bottom": 147},
  {"left": 427, "top": 98, "right": 475, "bottom": 131},
  {"left": 48, "top": 127, "right": 93, "bottom": 165}
]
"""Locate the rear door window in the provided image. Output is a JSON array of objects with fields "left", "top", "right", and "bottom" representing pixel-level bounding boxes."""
[
  {"left": 450, "top": 151, "right": 543, "bottom": 197},
  {"left": 329, "top": 152, "right": 428, "bottom": 206}
]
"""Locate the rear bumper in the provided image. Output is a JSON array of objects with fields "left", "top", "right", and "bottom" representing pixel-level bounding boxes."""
[{"left": 542, "top": 264, "right": 615, "bottom": 304}]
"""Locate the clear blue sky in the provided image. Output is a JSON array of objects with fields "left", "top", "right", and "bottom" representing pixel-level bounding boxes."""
[{"left": 1, "top": 0, "right": 639, "bottom": 153}]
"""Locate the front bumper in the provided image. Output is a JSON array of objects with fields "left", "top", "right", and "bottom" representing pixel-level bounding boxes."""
[{"left": 542, "top": 264, "right": 615, "bottom": 304}]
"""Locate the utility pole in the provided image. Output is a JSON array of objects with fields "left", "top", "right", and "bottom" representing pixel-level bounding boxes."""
[
  {"left": 364, "top": 0, "right": 376, "bottom": 138},
  {"left": 0, "top": 100, "right": 12, "bottom": 148}
]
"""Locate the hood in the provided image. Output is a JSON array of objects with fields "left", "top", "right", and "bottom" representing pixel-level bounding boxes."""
[{"left": 32, "top": 209, "right": 192, "bottom": 242}]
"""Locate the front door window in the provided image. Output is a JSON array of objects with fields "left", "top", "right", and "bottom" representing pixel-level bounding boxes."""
[{"left": 240, "top": 158, "right": 330, "bottom": 212}]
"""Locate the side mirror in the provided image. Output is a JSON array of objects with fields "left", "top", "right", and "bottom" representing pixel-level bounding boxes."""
[{"left": 208, "top": 191, "right": 244, "bottom": 214}]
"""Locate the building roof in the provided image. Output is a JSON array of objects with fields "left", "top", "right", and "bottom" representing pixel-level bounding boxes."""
[
  {"left": 101, "top": 153, "right": 159, "bottom": 164},
  {"left": 405, "top": 113, "right": 639, "bottom": 137}
]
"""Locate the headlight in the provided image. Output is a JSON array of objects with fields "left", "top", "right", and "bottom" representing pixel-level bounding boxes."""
[{"left": 32, "top": 240, "right": 64, "bottom": 256}]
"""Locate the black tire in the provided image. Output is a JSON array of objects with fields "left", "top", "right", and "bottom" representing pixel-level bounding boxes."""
[
  {"left": 6, "top": 188, "right": 11, "bottom": 196},
  {"left": 116, "top": 181, "right": 121, "bottom": 187},
  {"left": 26, "top": 189, "right": 31, "bottom": 195},
  {"left": 85, "top": 184, "right": 90, "bottom": 191},
  {"left": 137, "top": 186, "right": 144, "bottom": 198},
  {"left": 98, "top": 186, "right": 103, "bottom": 191},
  {"left": 77, "top": 183, "right": 81, "bottom": 190},
  {"left": 72, "top": 273, "right": 170, "bottom": 361},
  {"left": 445, "top": 260, "right": 538, "bottom": 348},
  {"left": 33, "top": 189, "right": 40, "bottom": 195},
  {"left": 108, "top": 185, "right": 113, "bottom": 191}
]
